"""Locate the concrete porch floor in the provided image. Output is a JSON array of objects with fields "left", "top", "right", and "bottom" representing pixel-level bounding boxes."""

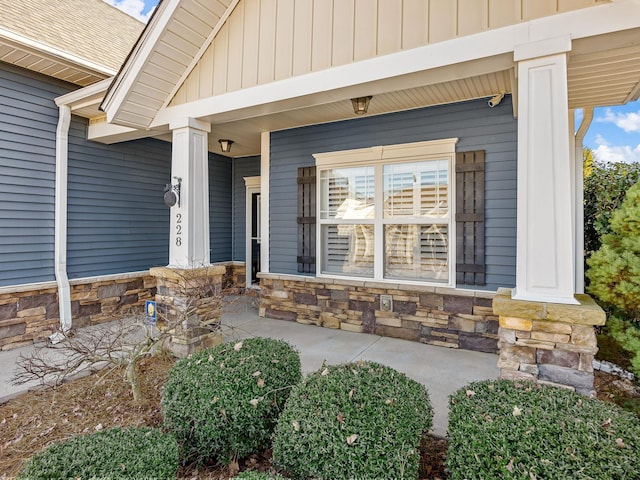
[{"left": 0, "top": 298, "right": 499, "bottom": 437}]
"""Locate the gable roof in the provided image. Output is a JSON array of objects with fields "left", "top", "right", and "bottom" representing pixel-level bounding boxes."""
[{"left": 0, "top": 0, "right": 144, "bottom": 85}]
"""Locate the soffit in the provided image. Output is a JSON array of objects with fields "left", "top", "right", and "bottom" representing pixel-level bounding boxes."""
[{"left": 567, "top": 28, "right": 640, "bottom": 108}]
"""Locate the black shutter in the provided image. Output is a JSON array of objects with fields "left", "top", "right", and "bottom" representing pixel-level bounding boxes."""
[
  {"left": 297, "top": 166, "right": 316, "bottom": 273},
  {"left": 455, "top": 150, "right": 485, "bottom": 286}
]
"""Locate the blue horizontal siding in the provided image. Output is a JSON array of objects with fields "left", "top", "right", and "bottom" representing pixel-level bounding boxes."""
[
  {"left": 0, "top": 64, "right": 73, "bottom": 286},
  {"left": 232, "top": 156, "right": 261, "bottom": 261},
  {"left": 270, "top": 96, "right": 518, "bottom": 291},
  {"left": 209, "top": 153, "right": 232, "bottom": 263},
  {"left": 67, "top": 120, "right": 172, "bottom": 279}
]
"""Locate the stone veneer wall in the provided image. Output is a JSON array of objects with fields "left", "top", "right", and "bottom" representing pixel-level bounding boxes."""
[
  {"left": 0, "top": 273, "right": 156, "bottom": 350},
  {"left": 259, "top": 274, "right": 499, "bottom": 353},
  {"left": 493, "top": 288, "right": 606, "bottom": 395}
]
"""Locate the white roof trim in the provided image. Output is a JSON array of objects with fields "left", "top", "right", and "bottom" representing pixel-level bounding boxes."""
[
  {"left": 55, "top": 78, "right": 113, "bottom": 107},
  {"left": 0, "top": 27, "right": 116, "bottom": 77},
  {"left": 101, "top": 0, "right": 183, "bottom": 122}
]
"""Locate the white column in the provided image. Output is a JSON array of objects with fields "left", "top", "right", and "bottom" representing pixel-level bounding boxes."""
[
  {"left": 513, "top": 47, "right": 578, "bottom": 304},
  {"left": 168, "top": 118, "right": 211, "bottom": 268}
]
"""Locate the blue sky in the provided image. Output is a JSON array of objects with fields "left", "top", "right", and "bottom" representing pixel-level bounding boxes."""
[{"left": 108, "top": 0, "right": 640, "bottom": 165}]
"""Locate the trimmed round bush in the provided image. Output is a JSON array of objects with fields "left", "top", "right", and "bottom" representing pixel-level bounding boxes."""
[
  {"left": 273, "top": 361, "right": 433, "bottom": 479},
  {"left": 236, "top": 471, "right": 287, "bottom": 479},
  {"left": 447, "top": 380, "right": 640, "bottom": 479},
  {"left": 18, "top": 427, "right": 178, "bottom": 480},
  {"left": 162, "top": 337, "right": 301, "bottom": 464}
]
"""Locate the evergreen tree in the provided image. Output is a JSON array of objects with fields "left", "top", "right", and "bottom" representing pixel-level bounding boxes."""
[
  {"left": 588, "top": 181, "right": 640, "bottom": 376},
  {"left": 587, "top": 181, "right": 640, "bottom": 319}
]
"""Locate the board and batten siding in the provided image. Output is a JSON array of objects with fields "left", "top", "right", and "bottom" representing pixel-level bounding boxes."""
[
  {"left": 171, "top": 0, "right": 608, "bottom": 105},
  {"left": 209, "top": 152, "right": 233, "bottom": 263},
  {"left": 232, "top": 156, "right": 260, "bottom": 262},
  {"left": 67, "top": 121, "right": 172, "bottom": 279},
  {"left": 0, "top": 64, "right": 73, "bottom": 287},
  {"left": 269, "top": 96, "right": 517, "bottom": 291}
]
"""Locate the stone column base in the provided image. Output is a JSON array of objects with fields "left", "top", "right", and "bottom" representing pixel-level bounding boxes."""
[
  {"left": 150, "top": 265, "right": 226, "bottom": 357},
  {"left": 493, "top": 288, "right": 606, "bottom": 395}
]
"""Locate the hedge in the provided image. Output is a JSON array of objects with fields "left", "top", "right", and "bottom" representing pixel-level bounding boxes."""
[
  {"left": 273, "top": 361, "right": 432, "bottom": 479},
  {"left": 18, "top": 427, "right": 178, "bottom": 479},
  {"left": 162, "top": 337, "right": 301, "bottom": 465},
  {"left": 447, "top": 380, "right": 640, "bottom": 479}
]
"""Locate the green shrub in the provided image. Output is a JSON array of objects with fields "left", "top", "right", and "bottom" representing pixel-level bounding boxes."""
[
  {"left": 447, "top": 380, "right": 640, "bottom": 479},
  {"left": 273, "top": 361, "right": 432, "bottom": 480},
  {"left": 18, "top": 427, "right": 178, "bottom": 480},
  {"left": 235, "top": 471, "right": 287, "bottom": 479},
  {"left": 162, "top": 337, "right": 301, "bottom": 465}
]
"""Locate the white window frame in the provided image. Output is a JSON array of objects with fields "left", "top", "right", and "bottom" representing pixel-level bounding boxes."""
[{"left": 313, "top": 138, "right": 458, "bottom": 287}]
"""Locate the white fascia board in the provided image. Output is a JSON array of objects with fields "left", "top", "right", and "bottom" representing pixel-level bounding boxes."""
[
  {"left": 0, "top": 28, "right": 116, "bottom": 77},
  {"left": 101, "top": 0, "right": 182, "bottom": 123},
  {"left": 87, "top": 121, "right": 164, "bottom": 144},
  {"left": 152, "top": 0, "right": 640, "bottom": 129},
  {"left": 153, "top": 28, "right": 516, "bottom": 128},
  {"left": 55, "top": 78, "right": 112, "bottom": 108}
]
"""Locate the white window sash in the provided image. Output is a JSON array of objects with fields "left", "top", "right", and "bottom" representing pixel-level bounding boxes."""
[{"left": 314, "top": 138, "right": 458, "bottom": 286}]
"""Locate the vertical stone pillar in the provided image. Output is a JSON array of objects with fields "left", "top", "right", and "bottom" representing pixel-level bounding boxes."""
[
  {"left": 514, "top": 40, "right": 577, "bottom": 304},
  {"left": 150, "top": 265, "right": 225, "bottom": 357},
  {"left": 168, "top": 117, "right": 211, "bottom": 268},
  {"left": 493, "top": 288, "right": 605, "bottom": 395}
]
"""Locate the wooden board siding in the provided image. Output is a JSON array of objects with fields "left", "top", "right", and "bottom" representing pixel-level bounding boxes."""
[
  {"left": 209, "top": 152, "right": 233, "bottom": 263},
  {"left": 0, "top": 64, "right": 72, "bottom": 286},
  {"left": 232, "top": 156, "right": 260, "bottom": 261},
  {"left": 269, "top": 96, "right": 517, "bottom": 291},
  {"left": 170, "top": 0, "right": 608, "bottom": 105},
  {"left": 67, "top": 122, "right": 172, "bottom": 279}
]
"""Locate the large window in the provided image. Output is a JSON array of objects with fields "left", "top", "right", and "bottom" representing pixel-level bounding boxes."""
[{"left": 315, "top": 139, "right": 457, "bottom": 285}]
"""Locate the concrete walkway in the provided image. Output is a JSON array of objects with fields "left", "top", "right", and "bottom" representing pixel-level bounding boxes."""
[{"left": 0, "top": 300, "right": 499, "bottom": 437}]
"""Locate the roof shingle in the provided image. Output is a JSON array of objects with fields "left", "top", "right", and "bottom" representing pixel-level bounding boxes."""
[{"left": 0, "top": 0, "right": 144, "bottom": 72}]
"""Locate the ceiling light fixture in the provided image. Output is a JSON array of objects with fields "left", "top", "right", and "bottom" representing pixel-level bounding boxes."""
[
  {"left": 218, "top": 139, "right": 234, "bottom": 153},
  {"left": 351, "top": 96, "right": 372, "bottom": 115}
]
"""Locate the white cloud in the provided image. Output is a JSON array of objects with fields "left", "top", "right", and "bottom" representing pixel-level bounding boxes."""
[
  {"left": 593, "top": 138, "right": 640, "bottom": 163},
  {"left": 103, "top": 0, "right": 154, "bottom": 23},
  {"left": 597, "top": 108, "right": 640, "bottom": 133}
]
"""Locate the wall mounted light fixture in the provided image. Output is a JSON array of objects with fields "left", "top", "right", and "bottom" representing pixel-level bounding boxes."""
[
  {"left": 351, "top": 96, "right": 372, "bottom": 115},
  {"left": 218, "top": 139, "right": 234, "bottom": 153},
  {"left": 163, "top": 176, "right": 181, "bottom": 208}
]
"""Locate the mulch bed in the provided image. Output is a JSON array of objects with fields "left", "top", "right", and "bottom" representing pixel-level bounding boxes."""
[{"left": 1, "top": 355, "right": 637, "bottom": 479}]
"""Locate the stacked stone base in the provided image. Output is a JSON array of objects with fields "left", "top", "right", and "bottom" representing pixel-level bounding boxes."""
[
  {"left": 151, "top": 265, "right": 227, "bottom": 357},
  {"left": 259, "top": 274, "right": 499, "bottom": 353},
  {"left": 493, "top": 288, "right": 606, "bottom": 395},
  {"left": 0, "top": 273, "right": 156, "bottom": 350}
]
